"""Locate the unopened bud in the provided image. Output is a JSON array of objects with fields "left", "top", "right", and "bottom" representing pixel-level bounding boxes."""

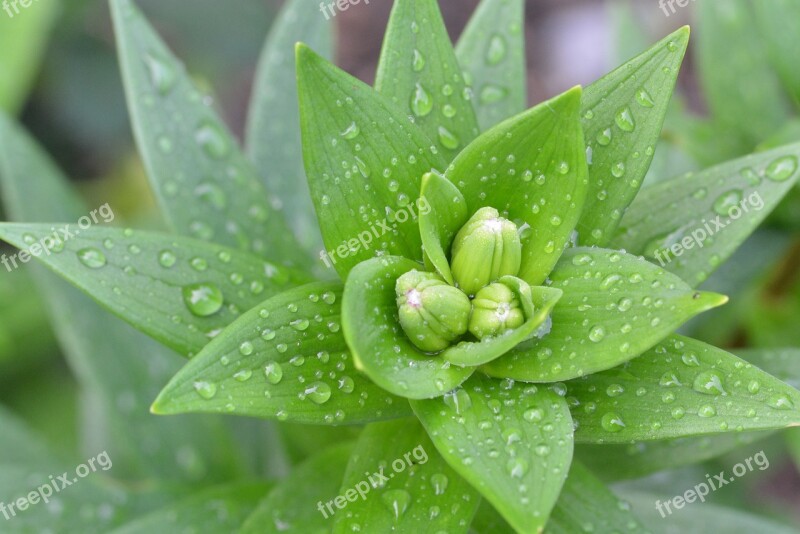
[{"left": 469, "top": 282, "right": 525, "bottom": 339}]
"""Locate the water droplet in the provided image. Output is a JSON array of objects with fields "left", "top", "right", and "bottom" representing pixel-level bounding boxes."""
[
  {"left": 234, "top": 369, "right": 252, "bottom": 382},
  {"left": 692, "top": 371, "right": 727, "bottom": 396},
  {"left": 340, "top": 121, "right": 360, "bottom": 140},
  {"left": 195, "top": 120, "right": 230, "bottom": 159},
  {"left": 305, "top": 381, "right": 332, "bottom": 404},
  {"left": 479, "top": 85, "right": 508, "bottom": 104},
  {"left": 290, "top": 319, "right": 310, "bottom": 331},
  {"left": 77, "top": 248, "right": 107, "bottom": 269},
  {"left": 193, "top": 381, "right": 217, "bottom": 399},
  {"left": 600, "top": 412, "right": 625, "bottom": 432},
  {"left": 485, "top": 34, "right": 507, "bottom": 65},
  {"left": 768, "top": 394, "right": 794, "bottom": 410},
  {"left": 611, "top": 161, "right": 626, "bottom": 178},
  {"left": 507, "top": 457, "right": 529, "bottom": 478},
  {"left": 144, "top": 53, "right": 177, "bottom": 95},
  {"left": 635, "top": 87, "right": 655, "bottom": 108},
  {"left": 438, "top": 126, "right": 460, "bottom": 150},
  {"left": 239, "top": 341, "right": 254, "bottom": 356},
  {"left": 615, "top": 107, "right": 635, "bottom": 132},
  {"left": 382, "top": 489, "right": 411, "bottom": 520},
  {"left": 765, "top": 155, "right": 798, "bottom": 182},
  {"left": 194, "top": 182, "right": 227, "bottom": 210},
  {"left": 322, "top": 291, "right": 337, "bottom": 305},
  {"left": 444, "top": 388, "right": 472, "bottom": 415},
  {"left": 412, "top": 49, "right": 425, "bottom": 72},
  {"left": 698, "top": 405, "right": 717, "bottom": 418},
  {"left": 712, "top": 189, "right": 743, "bottom": 216},
  {"left": 338, "top": 376, "right": 355, "bottom": 394},
  {"left": 411, "top": 83, "right": 433, "bottom": 117},
  {"left": 264, "top": 361, "right": 283, "bottom": 384},
  {"left": 524, "top": 407, "right": 544, "bottom": 422},
  {"left": 430, "top": 473, "right": 448, "bottom": 495},
  {"left": 158, "top": 250, "right": 177, "bottom": 268},
  {"left": 182, "top": 283, "right": 224, "bottom": 317},
  {"left": 588, "top": 325, "right": 606, "bottom": 343}
]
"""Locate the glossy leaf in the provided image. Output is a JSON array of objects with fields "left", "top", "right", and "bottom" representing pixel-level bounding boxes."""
[
  {"left": 419, "top": 171, "right": 469, "bottom": 284},
  {"left": 455, "top": 0, "right": 526, "bottom": 131},
  {"left": 735, "top": 348, "right": 800, "bottom": 389},
  {"left": 613, "top": 142, "right": 800, "bottom": 287},
  {"left": 546, "top": 461, "right": 647, "bottom": 533},
  {"left": 342, "top": 256, "right": 475, "bottom": 399},
  {"left": 446, "top": 87, "right": 588, "bottom": 286},
  {"left": 297, "top": 44, "right": 448, "bottom": 278},
  {"left": 412, "top": 374, "right": 574, "bottom": 534},
  {"left": 109, "top": 482, "right": 270, "bottom": 534},
  {"left": 577, "top": 27, "right": 689, "bottom": 247},
  {"left": 441, "top": 283, "right": 562, "bottom": 367},
  {"left": 0, "top": 224, "right": 305, "bottom": 357},
  {"left": 110, "top": 0, "right": 305, "bottom": 267},
  {"left": 375, "top": 0, "right": 479, "bottom": 158},
  {"left": 241, "top": 442, "right": 352, "bottom": 533},
  {"left": 753, "top": 0, "right": 800, "bottom": 108},
  {"left": 569, "top": 335, "right": 800, "bottom": 444},
  {"left": 332, "top": 419, "right": 480, "bottom": 533},
  {"left": 0, "top": 113, "right": 245, "bottom": 483},
  {"left": 483, "top": 248, "right": 727, "bottom": 382},
  {"left": 153, "top": 281, "right": 410, "bottom": 423},
  {"left": 696, "top": 0, "right": 788, "bottom": 146},
  {"left": 246, "top": 0, "right": 333, "bottom": 253},
  {"left": 576, "top": 432, "right": 773, "bottom": 481}
]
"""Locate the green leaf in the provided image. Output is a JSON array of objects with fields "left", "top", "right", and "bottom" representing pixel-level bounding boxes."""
[
  {"left": 696, "top": 0, "right": 789, "bottom": 146},
  {"left": 621, "top": 491, "right": 798, "bottom": 534},
  {"left": 0, "top": 405, "right": 55, "bottom": 467},
  {"left": 446, "top": 86, "right": 588, "bottom": 286},
  {"left": 0, "top": 114, "right": 246, "bottom": 483},
  {"left": 419, "top": 171, "right": 469, "bottom": 284},
  {"left": 296, "top": 43, "right": 448, "bottom": 279},
  {"left": 241, "top": 442, "right": 352, "bottom": 534},
  {"left": 483, "top": 248, "right": 727, "bottom": 382},
  {"left": 441, "top": 282, "right": 562, "bottom": 367},
  {"left": 375, "top": 0, "right": 479, "bottom": 158},
  {"left": 546, "top": 461, "right": 647, "bottom": 534},
  {"left": 0, "top": 0, "right": 56, "bottom": 112},
  {"left": 576, "top": 432, "right": 773, "bottom": 481},
  {"left": 153, "top": 281, "right": 411, "bottom": 423},
  {"left": 342, "top": 256, "right": 475, "bottom": 399},
  {"left": 109, "top": 482, "right": 270, "bottom": 534},
  {"left": 577, "top": 27, "right": 689, "bottom": 247},
  {"left": 411, "top": 374, "right": 574, "bottom": 534},
  {"left": 455, "top": 0, "right": 526, "bottom": 131},
  {"left": 0, "top": 224, "right": 305, "bottom": 357},
  {"left": 735, "top": 348, "right": 800, "bottom": 389},
  {"left": 613, "top": 142, "right": 800, "bottom": 287},
  {"left": 753, "top": 0, "right": 800, "bottom": 108},
  {"left": 332, "top": 419, "right": 480, "bottom": 533},
  {"left": 568, "top": 335, "right": 800, "bottom": 444},
  {"left": 110, "top": 0, "right": 305, "bottom": 268},
  {"left": 245, "top": 0, "right": 333, "bottom": 253}
]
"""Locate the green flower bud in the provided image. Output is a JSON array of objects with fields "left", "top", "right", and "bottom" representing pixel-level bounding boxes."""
[
  {"left": 469, "top": 282, "right": 525, "bottom": 339},
  {"left": 450, "top": 207, "right": 522, "bottom": 295},
  {"left": 396, "top": 270, "right": 472, "bottom": 352}
]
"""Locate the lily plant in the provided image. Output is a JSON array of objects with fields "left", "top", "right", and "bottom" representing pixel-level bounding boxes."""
[{"left": 2, "top": 0, "right": 800, "bottom": 532}]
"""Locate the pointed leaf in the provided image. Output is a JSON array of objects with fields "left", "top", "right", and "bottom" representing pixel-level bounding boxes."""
[
  {"left": 576, "top": 432, "right": 773, "bottom": 481},
  {"left": 342, "top": 256, "right": 475, "bottom": 399},
  {"left": 245, "top": 0, "right": 333, "bottom": 253},
  {"left": 569, "top": 335, "right": 800, "bottom": 444},
  {"left": 297, "top": 44, "right": 448, "bottom": 278},
  {"left": 577, "top": 27, "right": 689, "bottom": 246},
  {"left": 456, "top": 0, "right": 526, "bottom": 131},
  {"left": 441, "top": 283, "right": 562, "bottom": 367},
  {"left": 483, "top": 248, "right": 728, "bottom": 382},
  {"left": 411, "top": 374, "right": 574, "bottom": 534},
  {"left": 153, "top": 281, "right": 410, "bottom": 423},
  {"left": 735, "top": 348, "right": 800, "bottom": 389},
  {"left": 332, "top": 419, "right": 480, "bottom": 533},
  {"left": 613, "top": 142, "right": 800, "bottom": 287},
  {"left": 110, "top": 0, "right": 304, "bottom": 267},
  {"left": 241, "top": 442, "right": 352, "bottom": 534},
  {"left": 0, "top": 224, "right": 305, "bottom": 357},
  {"left": 109, "top": 482, "right": 269, "bottom": 534},
  {"left": 375, "top": 0, "right": 479, "bottom": 158},
  {"left": 546, "top": 461, "right": 647, "bottom": 534},
  {"left": 0, "top": 114, "right": 246, "bottom": 483},
  {"left": 753, "top": 0, "right": 800, "bottom": 108},
  {"left": 419, "top": 171, "right": 469, "bottom": 283},
  {"left": 446, "top": 87, "right": 588, "bottom": 286},
  {"left": 696, "top": 0, "right": 789, "bottom": 146}
]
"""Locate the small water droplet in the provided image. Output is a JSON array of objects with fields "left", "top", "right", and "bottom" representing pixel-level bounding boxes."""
[
  {"left": 264, "top": 361, "right": 283, "bottom": 384},
  {"left": 412, "top": 49, "right": 425, "bottom": 72},
  {"left": 601, "top": 412, "right": 625, "bottom": 432},
  {"left": 765, "top": 155, "right": 798, "bottom": 182},
  {"left": 712, "top": 189, "right": 743, "bottom": 216},
  {"left": 340, "top": 121, "right": 360, "bottom": 140},
  {"left": 430, "top": 473, "right": 448, "bottom": 495},
  {"left": 193, "top": 381, "right": 217, "bottom": 399},
  {"left": 305, "top": 381, "right": 332, "bottom": 404},
  {"left": 485, "top": 34, "right": 507, "bottom": 65},
  {"left": 411, "top": 83, "right": 433, "bottom": 117},
  {"left": 635, "top": 87, "right": 655, "bottom": 108},
  {"left": 615, "top": 107, "right": 635, "bottom": 132},
  {"left": 382, "top": 489, "right": 411, "bottom": 520},
  {"left": 195, "top": 120, "right": 230, "bottom": 159},
  {"left": 78, "top": 248, "right": 107, "bottom": 269},
  {"left": 692, "top": 371, "right": 727, "bottom": 396},
  {"left": 182, "top": 282, "right": 224, "bottom": 317}
]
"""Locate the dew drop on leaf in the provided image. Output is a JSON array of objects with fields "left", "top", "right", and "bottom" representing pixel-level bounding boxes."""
[
  {"left": 182, "top": 282, "right": 224, "bottom": 317},
  {"left": 77, "top": 248, "right": 107, "bottom": 269},
  {"left": 264, "top": 361, "right": 283, "bottom": 384}
]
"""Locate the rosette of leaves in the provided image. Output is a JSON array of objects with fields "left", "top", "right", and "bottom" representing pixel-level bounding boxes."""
[{"left": 2, "top": 0, "right": 800, "bottom": 532}]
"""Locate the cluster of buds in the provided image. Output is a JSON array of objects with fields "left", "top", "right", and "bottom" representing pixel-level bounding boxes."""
[{"left": 396, "top": 207, "right": 528, "bottom": 352}]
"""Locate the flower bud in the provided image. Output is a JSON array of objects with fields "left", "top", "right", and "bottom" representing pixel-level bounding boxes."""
[
  {"left": 469, "top": 282, "right": 525, "bottom": 339},
  {"left": 450, "top": 207, "right": 522, "bottom": 295},
  {"left": 396, "top": 270, "right": 472, "bottom": 352}
]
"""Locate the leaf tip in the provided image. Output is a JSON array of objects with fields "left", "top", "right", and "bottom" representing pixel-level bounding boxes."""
[{"left": 693, "top": 291, "right": 729, "bottom": 311}]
